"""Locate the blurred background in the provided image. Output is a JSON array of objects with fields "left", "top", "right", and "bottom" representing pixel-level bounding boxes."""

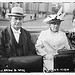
[{"left": 0, "top": 2, "right": 75, "bottom": 32}]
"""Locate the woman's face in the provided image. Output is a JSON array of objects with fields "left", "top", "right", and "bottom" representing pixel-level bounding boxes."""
[
  {"left": 49, "top": 22, "right": 60, "bottom": 32},
  {"left": 72, "top": 19, "right": 75, "bottom": 27}
]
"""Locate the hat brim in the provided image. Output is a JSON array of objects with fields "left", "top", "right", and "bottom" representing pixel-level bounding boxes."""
[
  {"left": 8, "top": 13, "right": 27, "bottom": 17},
  {"left": 47, "top": 19, "right": 64, "bottom": 24}
]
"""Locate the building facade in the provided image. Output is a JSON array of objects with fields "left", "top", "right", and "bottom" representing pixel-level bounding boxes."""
[
  {"left": 0, "top": 2, "right": 62, "bottom": 14},
  {"left": 0, "top": 2, "right": 75, "bottom": 15}
]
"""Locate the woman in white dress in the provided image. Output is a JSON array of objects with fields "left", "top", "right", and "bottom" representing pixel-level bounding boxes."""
[{"left": 35, "top": 14, "right": 70, "bottom": 72}]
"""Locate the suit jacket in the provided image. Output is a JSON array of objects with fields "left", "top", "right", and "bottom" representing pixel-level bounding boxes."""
[
  {"left": 66, "top": 32, "right": 75, "bottom": 49},
  {"left": 0, "top": 26, "right": 36, "bottom": 58}
]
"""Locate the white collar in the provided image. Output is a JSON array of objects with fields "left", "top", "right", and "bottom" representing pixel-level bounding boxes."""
[{"left": 11, "top": 26, "right": 21, "bottom": 33}]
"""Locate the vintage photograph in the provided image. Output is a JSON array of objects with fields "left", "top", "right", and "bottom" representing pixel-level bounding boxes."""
[{"left": 0, "top": 2, "right": 75, "bottom": 73}]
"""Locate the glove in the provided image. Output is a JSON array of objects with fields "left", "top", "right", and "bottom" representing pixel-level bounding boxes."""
[{"left": 44, "top": 53, "right": 56, "bottom": 60}]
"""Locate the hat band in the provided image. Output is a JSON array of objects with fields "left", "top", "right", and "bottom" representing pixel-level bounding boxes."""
[{"left": 12, "top": 13, "right": 23, "bottom": 15}]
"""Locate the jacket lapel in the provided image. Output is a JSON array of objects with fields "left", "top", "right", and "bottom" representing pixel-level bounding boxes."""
[
  {"left": 20, "top": 28, "right": 27, "bottom": 55},
  {"left": 7, "top": 26, "right": 16, "bottom": 51}
]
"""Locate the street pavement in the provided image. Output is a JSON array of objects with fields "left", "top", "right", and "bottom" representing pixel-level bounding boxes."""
[{"left": 0, "top": 14, "right": 73, "bottom": 32}]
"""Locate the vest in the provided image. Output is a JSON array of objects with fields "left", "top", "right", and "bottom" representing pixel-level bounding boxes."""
[{"left": 12, "top": 31, "right": 24, "bottom": 56}]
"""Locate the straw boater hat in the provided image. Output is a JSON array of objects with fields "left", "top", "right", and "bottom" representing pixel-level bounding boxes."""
[
  {"left": 43, "top": 7, "right": 65, "bottom": 24},
  {"left": 8, "top": 7, "right": 26, "bottom": 17}
]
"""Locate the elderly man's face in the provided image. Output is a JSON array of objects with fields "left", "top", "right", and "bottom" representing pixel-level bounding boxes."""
[
  {"left": 49, "top": 22, "right": 60, "bottom": 32},
  {"left": 10, "top": 16, "right": 24, "bottom": 30}
]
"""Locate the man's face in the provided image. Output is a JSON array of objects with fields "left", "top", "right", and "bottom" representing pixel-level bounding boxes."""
[
  {"left": 10, "top": 16, "right": 24, "bottom": 30},
  {"left": 49, "top": 22, "right": 60, "bottom": 32}
]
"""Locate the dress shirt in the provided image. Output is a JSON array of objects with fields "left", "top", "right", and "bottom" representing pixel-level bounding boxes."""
[{"left": 11, "top": 26, "right": 21, "bottom": 43}]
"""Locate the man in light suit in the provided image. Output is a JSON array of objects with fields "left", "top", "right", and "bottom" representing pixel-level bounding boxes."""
[
  {"left": 35, "top": 14, "right": 70, "bottom": 72},
  {"left": 0, "top": 7, "right": 36, "bottom": 69}
]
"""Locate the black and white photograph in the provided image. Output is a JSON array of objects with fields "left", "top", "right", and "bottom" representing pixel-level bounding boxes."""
[{"left": 0, "top": 0, "right": 75, "bottom": 74}]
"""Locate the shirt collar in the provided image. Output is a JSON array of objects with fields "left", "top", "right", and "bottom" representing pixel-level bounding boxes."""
[{"left": 11, "top": 26, "right": 21, "bottom": 33}]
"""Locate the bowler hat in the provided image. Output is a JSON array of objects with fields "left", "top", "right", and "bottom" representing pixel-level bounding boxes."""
[{"left": 8, "top": 7, "right": 26, "bottom": 17}]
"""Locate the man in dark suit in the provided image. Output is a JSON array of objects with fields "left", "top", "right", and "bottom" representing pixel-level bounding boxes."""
[{"left": 0, "top": 7, "right": 36, "bottom": 69}]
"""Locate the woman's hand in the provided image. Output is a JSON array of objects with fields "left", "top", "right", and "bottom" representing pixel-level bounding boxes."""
[{"left": 44, "top": 53, "right": 57, "bottom": 60}]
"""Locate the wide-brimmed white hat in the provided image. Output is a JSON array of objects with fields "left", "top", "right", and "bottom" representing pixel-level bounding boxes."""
[
  {"left": 43, "top": 7, "right": 65, "bottom": 24},
  {"left": 8, "top": 7, "right": 26, "bottom": 17}
]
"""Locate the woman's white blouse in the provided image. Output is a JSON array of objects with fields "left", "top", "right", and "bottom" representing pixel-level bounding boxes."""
[{"left": 35, "top": 28, "right": 70, "bottom": 56}]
